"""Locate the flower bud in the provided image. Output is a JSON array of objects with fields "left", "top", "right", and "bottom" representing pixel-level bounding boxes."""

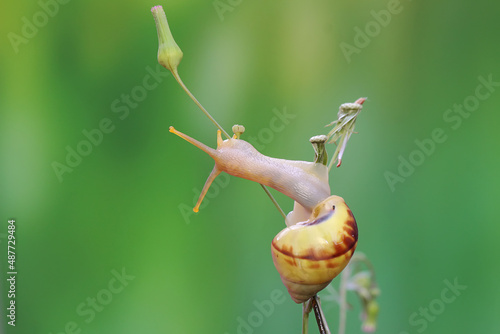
[{"left": 151, "top": 5, "right": 183, "bottom": 73}]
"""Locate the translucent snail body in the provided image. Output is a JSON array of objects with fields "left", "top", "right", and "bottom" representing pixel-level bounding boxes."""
[{"left": 169, "top": 126, "right": 331, "bottom": 219}]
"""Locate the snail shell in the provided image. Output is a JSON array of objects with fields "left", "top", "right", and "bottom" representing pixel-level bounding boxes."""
[{"left": 271, "top": 195, "right": 358, "bottom": 303}]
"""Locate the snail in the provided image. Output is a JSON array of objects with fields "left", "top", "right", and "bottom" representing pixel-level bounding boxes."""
[
  {"left": 168, "top": 126, "right": 358, "bottom": 302},
  {"left": 151, "top": 5, "right": 361, "bottom": 306}
]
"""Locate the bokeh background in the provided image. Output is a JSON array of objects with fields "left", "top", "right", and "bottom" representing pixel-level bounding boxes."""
[{"left": 1, "top": 0, "right": 500, "bottom": 333}]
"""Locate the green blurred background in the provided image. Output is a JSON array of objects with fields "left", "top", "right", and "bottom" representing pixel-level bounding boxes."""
[{"left": 1, "top": 0, "right": 499, "bottom": 333}]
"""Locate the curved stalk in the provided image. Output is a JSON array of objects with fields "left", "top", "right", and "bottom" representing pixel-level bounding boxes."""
[{"left": 171, "top": 69, "right": 231, "bottom": 139}]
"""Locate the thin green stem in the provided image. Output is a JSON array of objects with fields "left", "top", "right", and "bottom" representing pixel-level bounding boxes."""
[
  {"left": 327, "top": 155, "right": 336, "bottom": 172},
  {"left": 338, "top": 264, "right": 351, "bottom": 334},
  {"left": 302, "top": 299, "right": 313, "bottom": 334},
  {"left": 260, "top": 184, "right": 287, "bottom": 221},
  {"left": 171, "top": 69, "right": 231, "bottom": 139}
]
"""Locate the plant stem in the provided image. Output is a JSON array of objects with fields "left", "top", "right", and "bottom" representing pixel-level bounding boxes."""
[
  {"left": 260, "top": 184, "right": 288, "bottom": 221},
  {"left": 302, "top": 299, "right": 313, "bottom": 334},
  {"left": 312, "top": 295, "right": 332, "bottom": 334},
  {"left": 171, "top": 69, "right": 231, "bottom": 139}
]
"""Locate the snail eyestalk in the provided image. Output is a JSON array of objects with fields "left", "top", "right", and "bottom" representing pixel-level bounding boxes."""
[{"left": 151, "top": 5, "right": 230, "bottom": 139}]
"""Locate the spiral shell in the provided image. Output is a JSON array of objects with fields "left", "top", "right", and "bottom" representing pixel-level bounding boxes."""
[{"left": 271, "top": 195, "right": 358, "bottom": 303}]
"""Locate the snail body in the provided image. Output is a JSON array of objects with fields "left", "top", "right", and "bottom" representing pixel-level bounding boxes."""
[{"left": 169, "top": 126, "right": 330, "bottom": 219}]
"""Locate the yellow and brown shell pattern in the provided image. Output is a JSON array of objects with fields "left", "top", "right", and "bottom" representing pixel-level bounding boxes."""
[{"left": 271, "top": 195, "right": 358, "bottom": 303}]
